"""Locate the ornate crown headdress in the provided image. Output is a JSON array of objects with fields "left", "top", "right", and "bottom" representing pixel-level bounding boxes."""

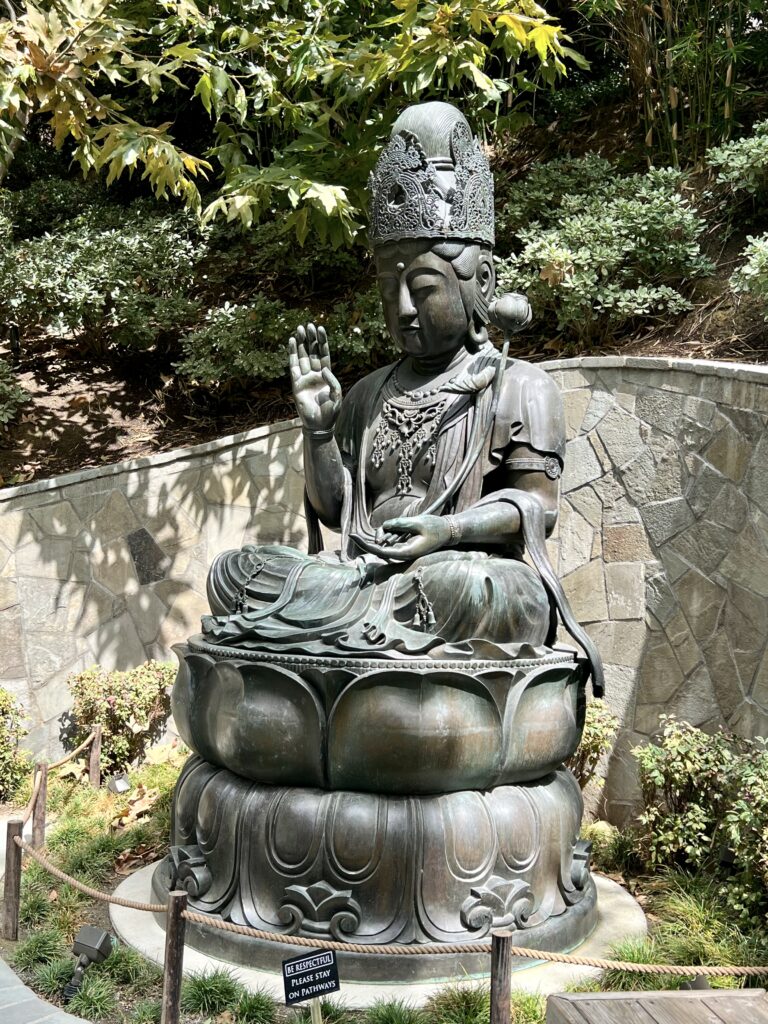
[{"left": 368, "top": 104, "right": 494, "bottom": 248}]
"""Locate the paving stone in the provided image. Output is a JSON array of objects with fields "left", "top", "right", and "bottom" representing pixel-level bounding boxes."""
[
  {"left": 743, "top": 432, "right": 768, "bottom": 515},
  {"left": 16, "top": 538, "right": 73, "bottom": 581},
  {"left": 721, "top": 521, "right": 768, "bottom": 598},
  {"left": 562, "top": 388, "right": 591, "bottom": 439},
  {"left": 585, "top": 620, "right": 646, "bottom": 668},
  {"left": 558, "top": 505, "right": 593, "bottom": 576},
  {"left": 157, "top": 589, "right": 210, "bottom": 649},
  {"left": 0, "top": 605, "right": 26, "bottom": 679},
  {"left": 127, "top": 527, "right": 170, "bottom": 585},
  {"left": 729, "top": 700, "right": 768, "bottom": 740},
  {"left": 580, "top": 390, "right": 614, "bottom": 434},
  {"left": 645, "top": 572, "right": 677, "bottom": 626},
  {"left": 705, "top": 632, "right": 745, "bottom": 720},
  {"left": 604, "top": 524, "right": 653, "bottom": 563},
  {"left": 595, "top": 404, "right": 647, "bottom": 470},
  {"left": 605, "top": 562, "right": 644, "bottom": 620},
  {"left": 201, "top": 465, "right": 260, "bottom": 507},
  {"left": 565, "top": 486, "right": 602, "bottom": 529},
  {"left": 674, "top": 568, "right": 726, "bottom": 642},
  {"left": 125, "top": 589, "right": 168, "bottom": 644},
  {"left": 26, "top": 632, "right": 80, "bottom": 687},
  {"left": 638, "top": 634, "right": 684, "bottom": 704},
  {"left": 87, "top": 489, "right": 141, "bottom": 542},
  {"left": 642, "top": 497, "right": 694, "bottom": 547},
  {"left": 18, "top": 579, "right": 87, "bottom": 634},
  {"left": 635, "top": 388, "right": 687, "bottom": 433},
  {"left": 562, "top": 558, "right": 608, "bottom": 624},
  {"left": 704, "top": 420, "right": 752, "bottom": 482},
  {"left": 623, "top": 436, "right": 685, "bottom": 506},
  {"left": 674, "top": 663, "right": 720, "bottom": 727},
  {"left": 92, "top": 536, "right": 140, "bottom": 596},
  {"left": 29, "top": 501, "right": 82, "bottom": 539},
  {"left": 86, "top": 611, "right": 147, "bottom": 671},
  {"left": 707, "top": 481, "right": 749, "bottom": 533},
  {"left": 561, "top": 435, "right": 604, "bottom": 492},
  {"left": 663, "top": 518, "right": 731, "bottom": 576},
  {"left": 663, "top": 608, "right": 702, "bottom": 677}
]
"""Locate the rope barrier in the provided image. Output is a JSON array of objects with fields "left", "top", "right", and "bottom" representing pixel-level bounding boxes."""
[
  {"left": 49, "top": 731, "right": 96, "bottom": 770},
  {"left": 13, "top": 836, "right": 768, "bottom": 977},
  {"left": 20, "top": 769, "right": 42, "bottom": 826},
  {"left": 15, "top": 837, "right": 166, "bottom": 913}
]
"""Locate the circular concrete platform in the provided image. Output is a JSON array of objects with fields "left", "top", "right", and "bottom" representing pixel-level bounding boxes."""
[{"left": 110, "top": 865, "right": 646, "bottom": 1007}]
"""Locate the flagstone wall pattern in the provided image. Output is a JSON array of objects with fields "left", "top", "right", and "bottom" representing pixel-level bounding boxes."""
[{"left": 1, "top": 356, "right": 767, "bottom": 819}]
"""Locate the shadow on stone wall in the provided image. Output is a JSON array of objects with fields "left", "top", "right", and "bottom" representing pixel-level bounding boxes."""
[
  {"left": 0, "top": 420, "right": 307, "bottom": 756},
  {"left": 548, "top": 358, "right": 768, "bottom": 823}
]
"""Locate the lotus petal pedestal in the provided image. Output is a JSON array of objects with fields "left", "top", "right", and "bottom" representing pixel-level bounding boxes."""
[{"left": 154, "top": 639, "right": 597, "bottom": 983}]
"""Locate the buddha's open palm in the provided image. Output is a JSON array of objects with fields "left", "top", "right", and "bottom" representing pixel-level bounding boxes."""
[{"left": 289, "top": 323, "right": 342, "bottom": 432}]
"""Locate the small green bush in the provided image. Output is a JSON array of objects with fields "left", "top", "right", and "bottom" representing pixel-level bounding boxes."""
[
  {"left": 177, "top": 284, "right": 392, "bottom": 389},
  {"left": 68, "top": 661, "right": 174, "bottom": 774},
  {"left": 1, "top": 178, "right": 105, "bottom": 240},
  {"left": 731, "top": 233, "right": 768, "bottom": 320},
  {"left": 634, "top": 717, "right": 768, "bottom": 923},
  {"left": 581, "top": 820, "right": 627, "bottom": 874},
  {"left": 0, "top": 686, "right": 31, "bottom": 800},
  {"left": 707, "top": 122, "right": 768, "bottom": 195},
  {"left": 496, "top": 156, "right": 711, "bottom": 346},
  {"left": 566, "top": 698, "right": 619, "bottom": 791},
  {"left": 0, "top": 359, "right": 28, "bottom": 429},
  {"left": 0, "top": 203, "right": 204, "bottom": 354},
  {"left": 181, "top": 968, "right": 244, "bottom": 1015},
  {"left": 13, "top": 928, "right": 68, "bottom": 969}
]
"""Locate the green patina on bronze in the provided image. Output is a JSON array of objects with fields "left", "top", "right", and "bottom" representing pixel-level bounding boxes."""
[{"left": 155, "top": 101, "right": 605, "bottom": 981}]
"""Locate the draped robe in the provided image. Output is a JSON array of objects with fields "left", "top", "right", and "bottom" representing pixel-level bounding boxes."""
[{"left": 202, "top": 353, "right": 572, "bottom": 663}]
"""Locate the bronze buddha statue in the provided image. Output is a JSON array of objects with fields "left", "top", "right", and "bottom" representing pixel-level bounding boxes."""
[{"left": 157, "top": 101, "right": 603, "bottom": 982}]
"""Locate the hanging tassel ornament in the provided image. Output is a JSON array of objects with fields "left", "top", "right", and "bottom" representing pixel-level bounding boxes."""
[{"left": 411, "top": 568, "right": 436, "bottom": 631}]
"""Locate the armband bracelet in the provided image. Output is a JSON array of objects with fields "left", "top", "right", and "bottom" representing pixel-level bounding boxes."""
[
  {"left": 444, "top": 515, "right": 463, "bottom": 545},
  {"left": 302, "top": 427, "right": 335, "bottom": 442}
]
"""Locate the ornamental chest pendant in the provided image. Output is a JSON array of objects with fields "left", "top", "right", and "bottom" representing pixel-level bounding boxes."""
[{"left": 371, "top": 397, "right": 446, "bottom": 496}]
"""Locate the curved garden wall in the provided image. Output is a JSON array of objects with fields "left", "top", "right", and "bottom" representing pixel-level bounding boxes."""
[
  {"left": 2, "top": 355, "right": 767, "bottom": 821},
  {"left": 545, "top": 356, "right": 768, "bottom": 822}
]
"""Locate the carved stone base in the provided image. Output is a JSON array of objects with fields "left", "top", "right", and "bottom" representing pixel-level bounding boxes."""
[{"left": 153, "top": 756, "right": 597, "bottom": 981}]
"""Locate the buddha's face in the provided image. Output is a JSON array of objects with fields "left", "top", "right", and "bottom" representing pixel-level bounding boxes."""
[{"left": 375, "top": 240, "right": 481, "bottom": 359}]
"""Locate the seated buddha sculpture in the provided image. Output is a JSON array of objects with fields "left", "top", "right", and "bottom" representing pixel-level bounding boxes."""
[
  {"left": 160, "top": 101, "right": 603, "bottom": 973},
  {"left": 201, "top": 101, "right": 602, "bottom": 691}
]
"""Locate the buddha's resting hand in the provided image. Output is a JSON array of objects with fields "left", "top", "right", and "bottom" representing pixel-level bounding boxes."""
[
  {"left": 289, "top": 323, "right": 342, "bottom": 432},
  {"left": 363, "top": 515, "right": 452, "bottom": 561}
]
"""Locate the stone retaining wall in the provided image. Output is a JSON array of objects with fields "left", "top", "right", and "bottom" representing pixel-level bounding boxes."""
[
  {"left": 0, "top": 420, "right": 307, "bottom": 755},
  {"left": 3, "top": 356, "right": 768, "bottom": 822},
  {"left": 545, "top": 356, "right": 768, "bottom": 822}
]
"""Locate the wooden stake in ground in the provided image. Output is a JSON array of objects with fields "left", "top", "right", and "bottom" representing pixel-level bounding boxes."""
[
  {"left": 89, "top": 724, "right": 102, "bottom": 788},
  {"left": 309, "top": 997, "right": 323, "bottom": 1024},
  {"left": 490, "top": 930, "right": 514, "bottom": 1024},
  {"left": 32, "top": 762, "right": 47, "bottom": 849},
  {"left": 2, "top": 818, "right": 23, "bottom": 940},
  {"left": 161, "top": 889, "right": 188, "bottom": 1024}
]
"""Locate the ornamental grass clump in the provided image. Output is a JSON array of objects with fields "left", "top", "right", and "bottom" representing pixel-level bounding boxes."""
[
  {"left": 181, "top": 968, "right": 245, "bottom": 1016},
  {"left": 67, "top": 661, "right": 174, "bottom": 774}
]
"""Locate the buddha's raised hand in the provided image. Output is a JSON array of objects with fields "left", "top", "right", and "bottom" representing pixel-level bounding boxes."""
[{"left": 289, "top": 323, "right": 342, "bottom": 432}]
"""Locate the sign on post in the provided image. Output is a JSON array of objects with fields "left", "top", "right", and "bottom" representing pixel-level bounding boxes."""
[{"left": 282, "top": 949, "right": 340, "bottom": 1006}]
